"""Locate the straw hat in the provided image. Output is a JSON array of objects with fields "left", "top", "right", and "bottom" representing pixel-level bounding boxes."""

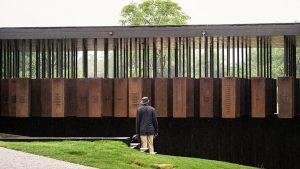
[{"left": 140, "top": 97, "right": 150, "bottom": 105}]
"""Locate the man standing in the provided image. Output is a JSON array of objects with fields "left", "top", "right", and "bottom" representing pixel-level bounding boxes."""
[{"left": 136, "top": 97, "right": 158, "bottom": 154}]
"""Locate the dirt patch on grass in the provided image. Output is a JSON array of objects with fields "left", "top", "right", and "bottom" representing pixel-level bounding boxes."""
[
  {"left": 152, "top": 163, "right": 176, "bottom": 169},
  {"left": 130, "top": 159, "right": 147, "bottom": 167},
  {"left": 130, "top": 159, "right": 175, "bottom": 169}
]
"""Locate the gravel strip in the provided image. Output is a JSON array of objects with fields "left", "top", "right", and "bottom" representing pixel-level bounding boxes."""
[{"left": 0, "top": 147, "right": 98, "bottom": 169}]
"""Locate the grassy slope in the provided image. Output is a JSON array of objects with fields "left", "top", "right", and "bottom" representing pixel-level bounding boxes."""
[{"left": 0, "top": 141, "right": 256, "bottom": 169}]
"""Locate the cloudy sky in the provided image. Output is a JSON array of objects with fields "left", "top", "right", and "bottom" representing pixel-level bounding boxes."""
[{"left": 0, "top": 0, "right": 299, "bottom": 27}]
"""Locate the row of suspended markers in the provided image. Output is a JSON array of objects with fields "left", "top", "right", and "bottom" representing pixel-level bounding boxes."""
[{"left": 0, "top": 76, "right": 298, "bottom": 119}]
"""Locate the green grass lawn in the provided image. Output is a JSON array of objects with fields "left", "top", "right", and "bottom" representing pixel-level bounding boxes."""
[{"left": 0, "top": 141, "right": 256, "bottom": 169}]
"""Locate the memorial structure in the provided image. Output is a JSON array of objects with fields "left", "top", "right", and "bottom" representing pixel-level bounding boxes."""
[
  {"left": 0, "top": 23, "right": 299, "bottom": 169},
  {"left": 0, "top": 24, "right": 299, "bottom": 118}
]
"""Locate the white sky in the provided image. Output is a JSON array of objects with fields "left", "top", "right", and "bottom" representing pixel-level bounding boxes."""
[{"left": 0, "top": 0, "right": 299, "bottom": 27}]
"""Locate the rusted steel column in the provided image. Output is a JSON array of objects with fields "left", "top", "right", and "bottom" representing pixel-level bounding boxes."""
[
  {"left": 237, "top": 37, "right": 240, "bottom": 78},
  {"left": 175, "top": 37, "right": 178, "bottom": 77},
  {"left": 245, "top": 37, "right": 248, "bottom": 79},
  {"left": 154, "top": 78, "right": 173, "bottom": 117},
  {"left": 251, "top": 77, "right": 275, "bottom": 118},
  {"left": 56, "top": 40, "right": 59, "bottom": 78},
  {"left": 113, "top": 38, "right": 117, "bottom": 78},
  {"left": 104, "top": 38, "right": 109, "bottom": 78},
  {"left": 182, "top": 38, "right": 187, "bottom": 77},
  {"left": 8, "top": 41, "right": 11, "bottom": 78},
  {"left": 125, "top": 38, "right": 128, "bottom": 78},
  {"left": 134, "top": 38, "right": 137, "bottom": 77},
  {"left": 153, "top": 38, "right": 157, "bottom": 78},
  {"left": 88, "top": 78, "right": 102, "bottom": 117},
  {"left": 222, "top": 37, "right": 224, "bottom": 77},
  {"left": 256, "top": 36, "right": 260, "bottom": 77},
  {"left": 67, "top": 40, "right": 70, "bottom": 79},
  {"left": 8, "top": 79, "right": 16, "bottom": 117},
  {"left": 249, "top": 38, "right": 252, "bottom": 78},
  {"left": 216, "top": 37, "right": 219, "bottom": 78},
  {"left": 3, "top": 41, "right": 7, "bottom": 79},
  {"left": 40, "top": 78, "right": 65, "bottom": 117},
  {"left": 168, "top": 37, "right": 171, "bottom": 78},
  {"left": 187, "top": 37, "right": 191, "bottom": 78},
  {"left": 16, "top": 78, "right": 30, "bottom": 117},
  {"left": 82, "top": 39, "right": 88, "bottom": 78},
  {"left": 88, "top": 78, "right": 113, "bottom": 117},
  {"left": 41, "top": 40, "right": 46, "bottom": 78},
  {"left": 21, "top": 40, "right": 25, "bottom": 78},
  {"left": 192, "top": 37, "right": 195, "bottom": 78},
  {"left": 64, "top": 40, "right": 67, "bottom": 78},
  {"left": 60, "top": 40, "right": 63, "bottom": 78},
  {"left": 114, "top": 78, "right": 128, "bottom": 117},
  {"left": 204, "top": 36, "right": 208, "bottom": 77},
  {"left": 31, "top": 79, "right": 41, "bottom": 116},
  {"left": 70, "top": 40, "right": 73, "bottom": 79},
  {"left": 0, "top": 79, "right": 16, "bottom": 117},
  {"left": 199, "top": 37, "right": 202, "bottom": 78},
  {"left": 75, "top": 78, "right": 89, "bottom": 117},
  {"left": 36, "top": 40, "right": 40, "bottom": 79},
  {"left": 260, "top": 36, "right": 263, "bottom": 77},
  {"left": 182, "top": 38, "right": 185, "bottom": 77},
  {"left": 94, "top": 38, "right": 97, "bottom": 77},
  {"left": 269, "top": 38, "right": 271, "bottom": 78},
  {"left": 147, "top": 38, "right": 150, "bottom": 77},
  {"left": 232, "top": 37, "right": 235, "bottom": 77},
  {"left": 160, "top": 37, "right": 164, "bottom": 77},
  {"left": 130, "top": 38, "right": 133, "bottom": 78},
  {"left": 138, "top": 38, "right": 142, "bottom": 77},
  {"left": 128, "top": 78, "right": 153, "bottom": 117},
  {"left": 115, "top": 38, "right": 119, "bottom": 78},
  {"left": 142, "top": 38, "right": 146, "bottom": 77},
  {"left": 173, "top": 77, "right": 194, "bottom": 118},
  {"left": 278, "top": 77, "right": 298, "bottom": 118},
  {"left": 221, "top": 77, "right": 243, "bottom": 118},
  {"left": 178, "top": 37, "right": 182, "bottom": 76},
  {"left": 75, "top": 40, "right": 78, "bottom": 78},
  {"left": 227, "top": 36, "right": 230, "bottom": 77},
  {"left": 199, "top": 78, "right": 221, "bottom": 117},
  {"left": 266, "top": 37, "right": 269, "bottom": 78},
  {"left": 47, "top": 40, "right": 52, "bottom": 78},
  {"left": 241, "top": 37, "right": 244, "bottom": 78},
  {"left": 284, "top": 35, "right": 296, "bottom": 77},
  {"left": 0, "top": 40, "right": 2, "bottom": 79},
  {"left": 210, "top": 36, "right": 214, "bottom": 78},
  {"left": 0, "top": 41, "right": 3, "bottom": 77},
  {"left": 122, "top": 38, "right": 125, "bottom": 77},
  {"left": 263, "top": 36, "right": 266, "bottom": 77},
  {"left": 13, "top": 40, "right": 16, "bottom": 78},
  {"left": 64, "top": 79, "right": 75, "bottom": 117}
]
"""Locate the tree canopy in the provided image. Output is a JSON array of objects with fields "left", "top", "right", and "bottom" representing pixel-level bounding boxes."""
[{"left": 119, "top": 0, "right": 191, "bottom": 26}]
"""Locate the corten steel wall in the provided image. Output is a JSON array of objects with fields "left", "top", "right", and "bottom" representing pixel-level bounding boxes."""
[
  {"left": 0, "top": 117, "right": 300, "bottom": 169},
  {"left": 1, "top": 77, "right": 294, "bottom": 119}
]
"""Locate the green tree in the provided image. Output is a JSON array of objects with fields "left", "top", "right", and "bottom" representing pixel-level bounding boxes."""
[
  {"left": 119, "top": 0, "right": 190, "bottom": 76},
  {"left": 119, "top": 0, "right": 191, "bottom": 26}
]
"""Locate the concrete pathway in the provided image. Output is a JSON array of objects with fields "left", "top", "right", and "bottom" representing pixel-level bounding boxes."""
[{"left": 0, "top": 147, "right": 98, "bottom": 169}]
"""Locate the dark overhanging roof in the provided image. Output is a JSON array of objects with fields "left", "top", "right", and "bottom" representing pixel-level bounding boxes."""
[{"left": 0, "top": 23, "right": 299, "bottom": 39}]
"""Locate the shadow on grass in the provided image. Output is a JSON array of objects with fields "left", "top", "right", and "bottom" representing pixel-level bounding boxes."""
[{"left": 66, "top": 150, "right": 87, "bottom": 156}]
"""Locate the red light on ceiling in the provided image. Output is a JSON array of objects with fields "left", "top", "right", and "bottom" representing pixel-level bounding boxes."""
[{"left": 108, "top": 31, "right": 113, "bottom": 36}]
